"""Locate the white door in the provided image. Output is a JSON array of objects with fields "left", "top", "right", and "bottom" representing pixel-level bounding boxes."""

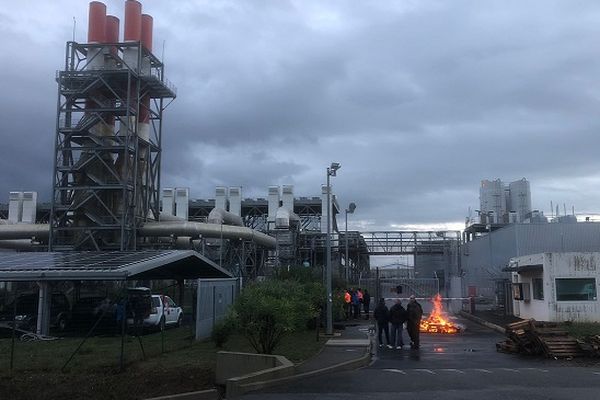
[{"left": 165, "top": 296, "right": 177, "bottom": 324}]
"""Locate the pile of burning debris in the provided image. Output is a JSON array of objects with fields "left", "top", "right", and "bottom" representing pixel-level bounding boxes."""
[
  {"left": 496, "top": 319, "right": 583, "bottom": 358},
  {"left": 419, "top": 294, "right": 461, "bottom": 334}
]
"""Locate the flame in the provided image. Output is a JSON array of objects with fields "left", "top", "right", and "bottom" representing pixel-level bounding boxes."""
[{"left": 419, "top": 294, "right": 460, "bottom": 334}]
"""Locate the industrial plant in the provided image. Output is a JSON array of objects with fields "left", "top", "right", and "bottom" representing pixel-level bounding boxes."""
[{"left": 1, "top": 0, "right": 599, "bottom": 350}]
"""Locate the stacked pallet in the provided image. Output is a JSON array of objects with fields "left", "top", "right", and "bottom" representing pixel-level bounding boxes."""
[
  {"left": 496, "top": 319, "right": 583, "bottom": 358},
  {"left": 578, "top": 335, "right": 600, "bottom": 357}
]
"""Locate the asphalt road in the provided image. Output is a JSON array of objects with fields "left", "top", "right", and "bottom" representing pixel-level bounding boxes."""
[{"left": 242, "top": 317, "right": 600, "bottom": 400}]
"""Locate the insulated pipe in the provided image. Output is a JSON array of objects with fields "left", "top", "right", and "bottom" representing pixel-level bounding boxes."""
[
  {"left": 0, "top": 240, "right": 34, "bottom": 250},
  {"left": 138, "top": 222, "right": 276, "bottom": 249},
  {"left": 207, "top": 208, "right": 244, "bottom": 227},
  {"left": 0, "top": 224, "right": 49, "bottom": 240}
]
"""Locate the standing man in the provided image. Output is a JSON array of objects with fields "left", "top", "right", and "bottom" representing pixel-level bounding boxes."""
[
  {"left": 344, "top": 289, "right": 352, "bottom": 320},
  {"left": 363, "top": 289, "right": 371, "bottom": 319},
  {"left": 373, "top": 298, "right": 390, "bottom": 348},
  {"left": 351, "top": 289, "right": 360, "bottom": 319},
  {"left": 406, "top": 295, "right": 423, "bottom": 349},
  {"left": 389, "top": 299, "right": 407, "bottom": 349}
]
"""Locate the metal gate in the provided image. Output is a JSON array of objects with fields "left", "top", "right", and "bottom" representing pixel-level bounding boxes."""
[{"left": 359, "top": 276, "right": 439, "bottom": 304}]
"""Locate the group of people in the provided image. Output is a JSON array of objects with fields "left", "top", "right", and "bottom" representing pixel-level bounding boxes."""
[
  {"left": 343, "top": 288, "right": 371, "bottom": 320},
  {"left": 373, "top": 295, "right": 423, "bottom": 349}
]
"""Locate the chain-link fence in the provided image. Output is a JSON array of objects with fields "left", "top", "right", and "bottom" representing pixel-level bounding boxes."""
[{"left": 0, "top": 278, "right": 239, "bottom": 378}]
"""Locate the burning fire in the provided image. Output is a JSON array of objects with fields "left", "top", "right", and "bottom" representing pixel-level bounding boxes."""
[{"left": 419, "top": 294, "right": 461, "bottom": 334}]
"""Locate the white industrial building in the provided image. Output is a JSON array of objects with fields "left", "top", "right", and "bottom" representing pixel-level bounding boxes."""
[{"left": 509, "top": 252, "right": 600, "bottom": 322}]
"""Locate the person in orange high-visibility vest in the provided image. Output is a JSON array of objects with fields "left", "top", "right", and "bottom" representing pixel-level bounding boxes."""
[{"left": 344, "top": 290, "right": 352, "bottom": 320}]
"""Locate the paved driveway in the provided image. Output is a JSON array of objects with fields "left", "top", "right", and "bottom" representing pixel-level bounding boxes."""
[{"left": 242, "top": 317, "right": 600, "bottom": 400}]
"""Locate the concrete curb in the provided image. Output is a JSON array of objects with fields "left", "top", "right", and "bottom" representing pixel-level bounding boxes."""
[
  {"left": 229, "top": 347, "right": 372, "bottom": 398},
  {"left": 459, "top": 311, "right": 506, "bottom": 334}
]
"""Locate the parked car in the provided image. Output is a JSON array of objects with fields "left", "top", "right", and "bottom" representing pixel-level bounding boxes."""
[
  {"left": 0, "top": 292, "right": 71, "bottom": 332},
  {"left": 146, "top": 295, "right": 183, "bottom": 331}
]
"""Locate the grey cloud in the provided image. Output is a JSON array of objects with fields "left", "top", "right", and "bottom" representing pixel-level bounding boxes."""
[{"left": 3, "top": 0, "right": 600, "bottom": 229}]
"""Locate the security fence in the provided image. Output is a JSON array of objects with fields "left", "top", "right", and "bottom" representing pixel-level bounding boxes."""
[{"left": 0, "top": 277, "right": 239, "bottom": 378}]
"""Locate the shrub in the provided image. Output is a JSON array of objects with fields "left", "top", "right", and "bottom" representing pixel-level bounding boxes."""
[
  {"left": 211, "top": 315, "right": 237, "bottom": 347},
  {"left": 233, "top": 280, "right": 324, "bottom": 354}
]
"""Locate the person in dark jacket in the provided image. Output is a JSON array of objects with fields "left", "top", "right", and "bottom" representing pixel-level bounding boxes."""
[
  {"left": 351, "top": 290, "right": 360, "bottom": 319},
  {"left": 363, "top": 290, "right": 371, "bottom": 319},
  {"left": 406, "top": 295, "right": 423, "bottom": 349},
  {"left": 373, "top": 298, "right": 390, "bottom": 347},
  {"left": 389, "top": 299, "right": 407, "bottom": 349}
]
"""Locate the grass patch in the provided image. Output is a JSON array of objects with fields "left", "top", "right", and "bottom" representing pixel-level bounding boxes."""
[
  {"left": 561, "top": 322, "right": 600, "bottom": 339},
  {"left": 0, "top": 328, "right": 324, "bottom": 400}
]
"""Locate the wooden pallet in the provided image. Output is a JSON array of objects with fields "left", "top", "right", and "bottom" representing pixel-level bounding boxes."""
[{"left": 499, "top": 318, "right": 584, "bottom": 358}]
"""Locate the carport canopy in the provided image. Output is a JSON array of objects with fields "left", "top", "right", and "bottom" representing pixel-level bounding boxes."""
[{"left": 0, "top": 250, "right": 233, "bottom": 282}]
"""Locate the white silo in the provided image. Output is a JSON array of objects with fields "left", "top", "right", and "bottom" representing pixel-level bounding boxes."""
[
  {"left": 480, "top": 179, "right": 506, "bottom": 222},
  {"left": 509, "top": 178, "right": 532, "bottom": 222}
]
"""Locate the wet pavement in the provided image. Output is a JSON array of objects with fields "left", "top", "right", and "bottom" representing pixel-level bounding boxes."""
[{"left": 241, "top": 316, "right": 600, "bottom": 400}]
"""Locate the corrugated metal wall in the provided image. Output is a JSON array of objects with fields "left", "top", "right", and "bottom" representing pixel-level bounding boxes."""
[{"left": 462, "top": 223, "right": 600, "bottom": 299}]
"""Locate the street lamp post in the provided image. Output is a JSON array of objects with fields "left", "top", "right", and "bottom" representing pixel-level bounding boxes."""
[
  {"left": 345, "top": 202, "right": 356, "bottom": 283},
  {"left": 326, "top": 162, "right": 341, "bottom": 336}
]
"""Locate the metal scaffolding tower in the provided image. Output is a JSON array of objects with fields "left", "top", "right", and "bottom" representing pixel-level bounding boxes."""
[{"left": 50, "top": 41, "right": 176, "bottom": 251}]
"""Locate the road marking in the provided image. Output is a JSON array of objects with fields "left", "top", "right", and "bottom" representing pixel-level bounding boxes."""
[
  {"left": 473, "top": 369, "right": 492, "bottom": 374},
  {"left": 592, "top": 372, "right": 600, "bottom": 375},
  {"left": 522, "top": 368, "right": 548, "bottom": 373},
  {"left": 414, "top": 369, "right": 436, "bottom": 374},
  {"left": 440, "top": 369, "right": 465, "bottom": 374},
  {"left": 500, "top": 368, "right": 520, "bottom": 373},
  {"left": 382, "top": 368, "right": 406, "bottom": 375}
]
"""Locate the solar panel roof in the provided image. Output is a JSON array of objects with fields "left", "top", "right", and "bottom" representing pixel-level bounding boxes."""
[{"left": 0, "top": 250, "right": 232, "bottom": 281}]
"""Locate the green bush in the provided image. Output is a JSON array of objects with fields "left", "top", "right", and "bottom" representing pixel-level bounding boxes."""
[
  {"left": 233, "top": 280, "right": 324, "bottom": 354},
  {"left": 211, "top": 315, "right": 236, "bottom": 347}
]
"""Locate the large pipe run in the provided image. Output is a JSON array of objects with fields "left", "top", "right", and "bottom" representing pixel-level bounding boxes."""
[
  {"left": 139, "top": 222, "right": 276, "bottom": 249},
  {"left": 0, "top": 221, "right": 276, "bottom": 249},
  {"left": 0, "top": 240, "right": 35, "bottom": 250},
  {"left": 0, "top": 224, "right": 49, "bottom": 240},
  {"left": 207, "top": 208, "right": 244, "bottom": 227}
]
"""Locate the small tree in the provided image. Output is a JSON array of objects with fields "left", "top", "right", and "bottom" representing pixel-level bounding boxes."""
[{"left": 233, "top": 280, "right": 322, "bottom": 354}]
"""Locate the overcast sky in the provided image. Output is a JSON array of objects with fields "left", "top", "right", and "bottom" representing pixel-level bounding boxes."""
[{"left": 1, "top": 0, "right": 600, "bottom": 231}]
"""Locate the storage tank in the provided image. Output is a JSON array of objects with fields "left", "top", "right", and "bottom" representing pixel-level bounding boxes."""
[
  {"left": 480, "top": 179, "right": 506, "bottom": 221},
  {"left": 509, "top": 178, "right": 532, "bottom": 223}
]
